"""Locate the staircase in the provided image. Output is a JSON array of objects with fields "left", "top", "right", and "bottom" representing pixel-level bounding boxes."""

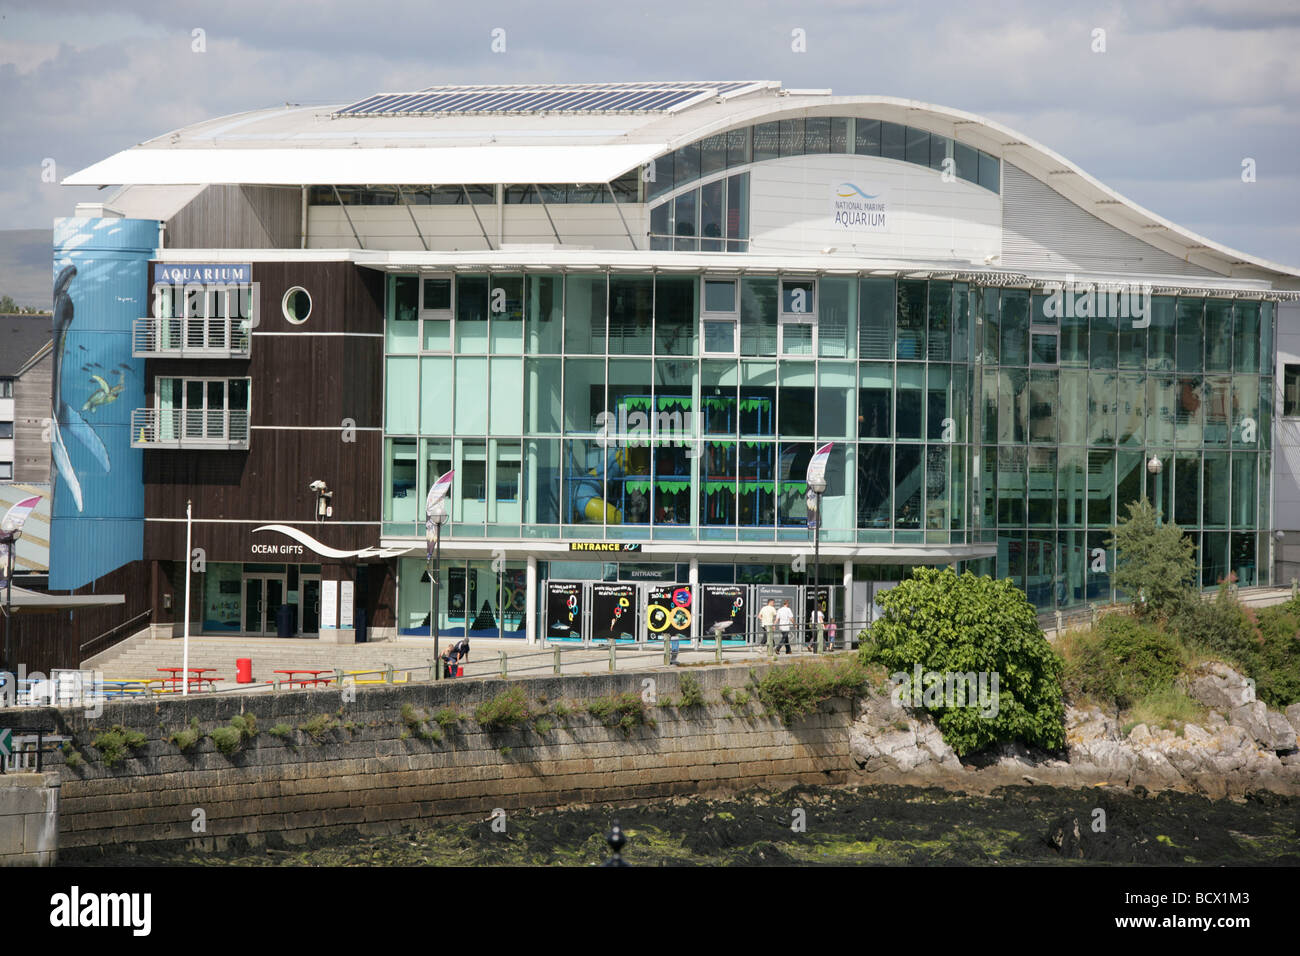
[{"left": 93, "top": 637, "right": 446, "bottom": 685}]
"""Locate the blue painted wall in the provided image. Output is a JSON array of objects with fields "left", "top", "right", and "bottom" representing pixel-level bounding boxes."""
[{"left": 50, "top": 218, "right": 156, "bottom": 590}]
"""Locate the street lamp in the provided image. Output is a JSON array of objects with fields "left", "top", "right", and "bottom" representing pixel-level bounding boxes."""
[
  {"left": 1147, "top": 455, "right": 1163, "bottom": 525},
  {"left": 0, "top": 495, "right": 41, "bottom": 674}
]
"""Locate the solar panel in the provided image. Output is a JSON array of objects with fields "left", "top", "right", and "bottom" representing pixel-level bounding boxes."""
[{"left": 334, "top": 81, "right": 763, "bottom": 117}]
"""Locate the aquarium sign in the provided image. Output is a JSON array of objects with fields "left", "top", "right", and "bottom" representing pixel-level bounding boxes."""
[{"left": 155, "top": 263, "right": 251, "bottom": 284}]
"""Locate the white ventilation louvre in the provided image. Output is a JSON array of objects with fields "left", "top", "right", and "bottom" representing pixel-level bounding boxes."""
[{"left": 1001, "top": 163, "right": 1219, "bottom": 278}]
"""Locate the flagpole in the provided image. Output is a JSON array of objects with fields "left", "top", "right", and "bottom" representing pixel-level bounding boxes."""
[{"left": 182, "top": 499, "right": 192, "bottom": 697}]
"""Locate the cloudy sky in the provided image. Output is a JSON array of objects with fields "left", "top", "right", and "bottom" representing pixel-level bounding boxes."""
[{"left": 2, "top": 0, "right": 1297, "bottom": 273}]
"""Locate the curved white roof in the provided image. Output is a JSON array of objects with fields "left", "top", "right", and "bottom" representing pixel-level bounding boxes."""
[{"left": 64, "top": 81, "right": 1300, "bottom": 283}]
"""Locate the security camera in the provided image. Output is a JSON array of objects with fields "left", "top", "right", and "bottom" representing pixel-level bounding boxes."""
[{"left": 309, "top": 479, "right": 327, "bottom": 492}]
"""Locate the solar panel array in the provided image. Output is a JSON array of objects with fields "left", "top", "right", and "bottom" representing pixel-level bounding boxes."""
[{"left": 335, "top": 82, "right": 761, "bottom": 117}]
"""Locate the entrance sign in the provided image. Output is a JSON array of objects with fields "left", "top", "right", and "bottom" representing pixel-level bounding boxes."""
[{"left": 568, "top": 542, "right": 641, "bottom": 552}]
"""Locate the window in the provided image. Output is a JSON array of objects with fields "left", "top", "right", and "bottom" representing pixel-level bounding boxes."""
[
  {"left": 281, "top": 287, "right": 311, "bottom": 324},
  {"left": 0, "top": 379, "right": 11, "bottom": 398},
  {"left": 154, "top": 376, "right": 250, "bottom": 443},
  {"left": 1285, "top": 365, "right": 1300, "bottom": 417},
  {"left": 702, "top": 277, "right": 738, "bottom": 355},
  {"left": 0, "top": 462, "right": 11, "bottom": 480},
  {"left": 0, "top": 421, "right": 12, "bottom": 439}
]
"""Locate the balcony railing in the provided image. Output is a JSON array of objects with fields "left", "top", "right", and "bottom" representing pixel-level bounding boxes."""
[
  {"left": 131, "top": 407, "right": 250, "bottom": 450},
  {"left": 132, "top": 316, "right": 252, "bottom": 358}
]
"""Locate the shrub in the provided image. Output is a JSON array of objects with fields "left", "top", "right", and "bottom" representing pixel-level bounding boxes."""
[
  {"left": 92, "top": 725, "right": 147, "bottom": 767},
  {"left": 1244, "top": 604, "right": 1300, "bottom": 708},
  {"left": 732, "top": 689, "right": 750, "bottom": 707},
  {"left": 1169, "top": 587, "right": 1257, "bottom": 668},
  {"left": 433, "top": 707, "right": 462, "bottom": 728},
  {"left": 534, "top": 717, "right": 554, "bottom": 735},
  {"left": 1065, "top": 614, "right": 1184, "bottom": 710},
  {"left": 860, "top": 567, "right": 1066, "bottom": 755},
  {"left": 298, "top": 714, "right": 337, "bottom": 743},
  {"left": 678, "top": 672, "right": 705, "bottom": 708},
  {"left": 719, "top": 686, "right": 734, "bottom": 703},
  {"left": 210, "top": 725, "right": 242, "bottom": 756},
  {"left": 475, "top": 687, "right": 531, "bottom": 731},
  {"left": 168, "top": 717, "right": 202, "bottom": 752},
  {"left": 587, "top": 692, "right": 653, "bottom": 737},
  {"left": 755, "top": 656, "right": 868, "bottom": 724},
  {"left": 1107, "top": 499, "right": 1198, "bottom": 619},
  {"left": 552, "top": 701, "right": 573, "bottom": 720},
  {"left": 63, "top": 748, "right": 83, "bottom": 769},
  {"left": 267, "top": 723, "right": 294, "bottom": 739},
  {"left": 230, "top": 714, "right": 257, "bottom": 741}
]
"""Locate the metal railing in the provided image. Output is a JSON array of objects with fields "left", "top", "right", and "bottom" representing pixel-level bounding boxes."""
[
  {"left": 131, "top": 407, "right": 250, "bottom": 449},
  {"left": 131, "top": 316, "right": 252, "bottom": 357},
  {"left": 80, "top": 609, "right": 152, "bottom": 660},
  {"left": 0, "top": 727, "right": 68, "bottom": 774}
]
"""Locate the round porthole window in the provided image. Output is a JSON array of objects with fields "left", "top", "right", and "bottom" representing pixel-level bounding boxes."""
[{"left": 282, "top": 286, "right": 312, "bottom": 324}]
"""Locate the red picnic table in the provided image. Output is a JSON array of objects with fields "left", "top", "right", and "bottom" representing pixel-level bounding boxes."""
[
  {"left": 156, "top": 667, "right": 223, "bottom": 692},
  {"left": 273, "top": 669, "right": 334, "bottom": 688}
]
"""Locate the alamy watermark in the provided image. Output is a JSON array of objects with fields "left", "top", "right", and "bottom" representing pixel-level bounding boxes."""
[
  {"left": 890, "top": 664, "right": 1000, "bottom": 719},
  {"left": 596, "top": 402, "right": 702, "bottom": 458},
  {"left": 1041, "top": 274, "right": 1152, "bottom": 328}
]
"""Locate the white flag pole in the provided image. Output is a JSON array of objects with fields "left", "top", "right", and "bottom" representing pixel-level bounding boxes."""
[{"left": 182, "top": 499, "right": 192, "bottom": 697}]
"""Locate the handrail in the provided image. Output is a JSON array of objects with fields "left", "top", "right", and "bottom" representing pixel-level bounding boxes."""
[{"left": 80, "top": 609, "right": 152, "bottom": 656}]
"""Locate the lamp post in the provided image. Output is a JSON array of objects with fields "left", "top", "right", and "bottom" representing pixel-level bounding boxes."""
[
  {"left": 1147, "top": 455, "right": 1163, "bottom": 525},
  {"left": 0, "top": 495, "right": 41, "bottom": 675}
]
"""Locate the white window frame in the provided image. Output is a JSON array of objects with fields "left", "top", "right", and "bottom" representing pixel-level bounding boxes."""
[
  {"left": 154, "top": 375, "right": 252, "bottom": 442},
  {"left": 700, "top": 275, "right": 739, "bottom": 356},
  {"left": 419, "top": 272, "right": 455, "bottom": 352},
  {"left": 779, "top": 276, "right": 818, "bottom": 356}
]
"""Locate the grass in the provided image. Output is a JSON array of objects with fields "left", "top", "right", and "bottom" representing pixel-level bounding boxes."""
[
  {"left": 587, "top": 692, "right": 655, "bottom": 737},
  {"left": 210, "top": 726, "right": 242, "bottom": 756},
  {"left": 755, "top": 656, "right": 870, "bottom": 725},
  {"left": 433, "top": 707, "right": 463, "bottom": 728},
  {"left": 719, "top": 686, "right": 733, "bottom": 703},
  {"left": 298, "top": 714, "right": 337, "bottom": 743},
  {"left": 534, "top": 717, "right": 554, "bottom": 735},
  {"left": 267, "top": 723, "right": 294, "bottom": 739},
  {"left": 678, "top": 672, "right": 705, "bottom": 708},
  {"left": 168, "top": 717, "right": 202, "bottom": 752},
  {"left": 91, "top": 725, "right": 148, "bottom": 767},
  {"left": 552, "top": 701, "right": 574, "bottom": 720},
  {"left": 475, "top": 687, "right": 532, "bottom": 731},
  {"left": 1124, "top": 686, "right": 1210, "bottom": 736},
  {"left": 62, "top": 748, "right": 83, "bottom": 769}
]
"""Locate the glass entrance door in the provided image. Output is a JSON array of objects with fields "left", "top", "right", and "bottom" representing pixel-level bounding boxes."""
[
  {"left": 300, "top": 576, "right": 321, "bottom": 635},
  {"left": 243, "top": 575, "right": 287, "bottom": 635}
]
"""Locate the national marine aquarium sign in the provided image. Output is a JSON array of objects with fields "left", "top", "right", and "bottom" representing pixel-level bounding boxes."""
[
  {"left": 154, "top": 263, "right": 251, "bottom": 284},
  {"left": 830, "top": 182, "right": 889, "bottom": 231},
  {"left": 50, "top": 218, "right": 156, "bottom": 590}
]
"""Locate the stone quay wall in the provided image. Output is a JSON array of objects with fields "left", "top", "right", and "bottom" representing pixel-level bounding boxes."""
[
  {"left": 5, "top": 663, "right": 852, "bottom": 856},
  {"left": 0, "top": 772, "right": 60, "bottom": 866}
]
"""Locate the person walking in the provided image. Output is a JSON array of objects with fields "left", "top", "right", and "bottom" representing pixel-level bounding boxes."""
[
  {"left": 826, "top": 617, "right": 838, "bottom": 651},
  {"left": 758, "top": 598, "right": 778, "bottom": 650},
  {"left": 809, "top": 602, "right": 826, "bottom": 652},
  {"left": 775, "top": 599, "right": 795, "bottom": 655}
]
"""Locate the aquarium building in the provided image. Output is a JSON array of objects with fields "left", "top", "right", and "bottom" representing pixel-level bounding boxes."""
[{"left": 45, "top": 80, "right": 1300, "bottom": 653}]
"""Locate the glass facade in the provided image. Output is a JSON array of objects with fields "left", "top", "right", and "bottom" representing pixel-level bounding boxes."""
[{"left": 383, "top": 271, "right": 1276, "bottom": 610}]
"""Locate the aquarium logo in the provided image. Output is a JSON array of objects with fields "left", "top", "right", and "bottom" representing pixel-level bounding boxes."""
[
  {"left": 890, "top": 665, "right": 1000, "bottom": 719},
  {"left": 830, "top": 182, "right": 888, "bottom": 232}
]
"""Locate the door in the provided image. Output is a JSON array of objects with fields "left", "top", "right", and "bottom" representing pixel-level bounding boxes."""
[
  {"left": 242, "top": 575, "right": 287, "bottom": 635},
  {"left": 300, "top": 575, "right": 321, "bottom": 635}
]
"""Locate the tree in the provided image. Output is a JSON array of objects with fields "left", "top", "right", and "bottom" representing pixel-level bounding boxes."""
[
  {"left": 0, "top": 295, "right": 17, "bottom": 313},
  {"left": 860, "top": 567, "right": 1065, "bottom": 755},
  {"left": 1106, "top": 499, "right": 1197, "bottom": 619}
]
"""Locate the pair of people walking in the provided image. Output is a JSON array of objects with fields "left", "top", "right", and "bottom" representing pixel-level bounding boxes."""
[{"left": 758, "top": 597, "right": 833, "bottom": 653}]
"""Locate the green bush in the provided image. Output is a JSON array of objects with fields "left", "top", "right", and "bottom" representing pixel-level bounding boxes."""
[
  {"left": 1065, "top": 614, "right": 1183, "bottom": 710},
  {"left": 230, "top": 714, "right": 257, "bottom": 741},
  {"left": 755, "top": 656, "right": 868, "bottom": 724},
  {"left": 433, "top": 707, "right": 463, "bottom": 728},
  {"left": 267, "top": 723, "right": 293, "bottom": 739},
  {"left": 587, "top": 692, "right": 654, "bottom": 736},
  {"left": 1245, "top": 604, "right": 1300, "bottom": 708},
  {"left": 92, "top": 725, "right": 148, "bottom": 767},
  {"left": 678, "top": 672, "right": 705, "bottom": 708},
  {"left": 1169, "top": 587, "right": 1257, "bottom": 668},
  {"left": 168, "top": 717, "right": 202, "bottom": 752},
  {"left": 534, "top": 717, "right": 554, "bottom": 735},
  {"left": 860, "top": 567, "right": 1065, "bottom": 755},
  {"left": 210, "top": 726, "right": 242, "bottom": 756},
  {"left": 298, "top": 714, "right": 337, "bottom": 743},
  {"left": 475, "top": 687, "right": 532, "bottom": 731}
]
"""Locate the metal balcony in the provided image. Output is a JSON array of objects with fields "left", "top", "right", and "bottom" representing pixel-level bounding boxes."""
[
  {"left": 131, "top": 317, "right": 252, "bottom": 358},
  {"left": 131, "top": 408, "right": 250, "bottom": 450}
]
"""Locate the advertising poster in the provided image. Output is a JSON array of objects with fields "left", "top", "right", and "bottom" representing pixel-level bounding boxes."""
[
  {"left": 645, "top": 584, "right": 691, "bottom": 640},
  {"left": 701, "top": 584, "right": 746, "bottom": 640},
  {"left": 591, "top": 583, "right": 636, "bottom": 642},
  {"left": 546, "top": 581, "right": 581, "bottom": 640}
]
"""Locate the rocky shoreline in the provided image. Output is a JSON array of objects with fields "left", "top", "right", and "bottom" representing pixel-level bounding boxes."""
[{"left": 849, "top": 662, "right": 1300, "bottom": 798}]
